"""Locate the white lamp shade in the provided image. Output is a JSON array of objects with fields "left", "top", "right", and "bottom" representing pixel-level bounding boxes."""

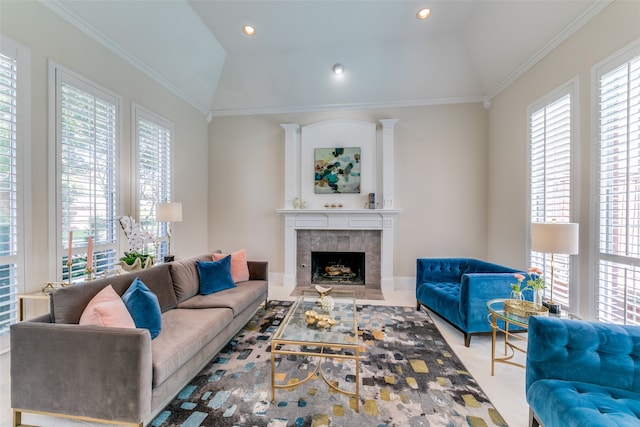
[
  {"left": 157, "top": 202, "right": 182, "bottom": 222},
  {"left": 531, "top": 222, "right": 579, "bottom": 254}
]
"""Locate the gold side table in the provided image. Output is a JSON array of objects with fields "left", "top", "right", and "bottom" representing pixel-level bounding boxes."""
[{"left": 17, "top": 290, "right": 53, "bottom": 321}]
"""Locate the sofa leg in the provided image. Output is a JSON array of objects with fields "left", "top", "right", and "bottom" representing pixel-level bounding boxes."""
[
  {"left": 529, "top": 408, "right": 541, "bottom": 427},
  {"left": 13, "top": 409, "right": 21, "bottom": 427},
  {"left": 416, "top": 301, "right": 421, "bottom": 311},
  {"left": 464, "top": 333, "right": 471, "bottom": 347}
]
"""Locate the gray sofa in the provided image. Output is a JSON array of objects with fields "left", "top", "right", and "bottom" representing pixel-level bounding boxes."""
[{"left": 10, "top": 254, "right": 268, "bottom": 427}]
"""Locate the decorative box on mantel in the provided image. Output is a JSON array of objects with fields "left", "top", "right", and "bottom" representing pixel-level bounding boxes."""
[{"left": 277, "top": 119, "right": 401, "bottom": 294}]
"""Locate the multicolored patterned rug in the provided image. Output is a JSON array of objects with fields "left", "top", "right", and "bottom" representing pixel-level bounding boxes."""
[{"left": 151, "top": 301, "right": 507, "bottom": 427}]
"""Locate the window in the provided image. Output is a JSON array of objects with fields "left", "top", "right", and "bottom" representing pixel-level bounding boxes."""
[
  {"left": 51, "top": 63, "right": 120, "bottom": 280},
  {"left": 596, "top": 43, "right": 640, "bottom": 325},
  {"left": 0, "top": 36, "right": 29, "bottom": 342},
  {"left": 528, "top": 82, "right": 576, "bottom": 309},
  {"left": 134, "top": 105, "right": 173, "bottom": 261}
]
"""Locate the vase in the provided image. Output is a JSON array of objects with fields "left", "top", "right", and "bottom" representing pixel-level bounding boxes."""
[
  {"left": 118, "top": 256, "right": 154, "bottom": 272},
  {"left": 510, "top": 290, "right": 524, "bottom": 301},
  {"left": 534, "top": 289, "right": 543, "bottom": 307}
]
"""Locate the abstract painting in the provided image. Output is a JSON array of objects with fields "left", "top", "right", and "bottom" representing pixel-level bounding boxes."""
[{"left": 314, "top": 147, "right": 361, "bottom": 193}]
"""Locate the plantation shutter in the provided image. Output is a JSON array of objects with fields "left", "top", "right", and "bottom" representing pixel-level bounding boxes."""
[
  {"left": 136, "top": 108, "right": 172, "bottom": 259},
  {"left": 58, "top": 72, "right": 118, "bottom": 280},
  {"left": 0, "top": 52, "right": 19, "bottom": 333},
  {"left": 529, "top": 91, "right": 573, "bottom": 307},
  {"left": 596, "top": 51, "right": 640, "bottom": 325}
]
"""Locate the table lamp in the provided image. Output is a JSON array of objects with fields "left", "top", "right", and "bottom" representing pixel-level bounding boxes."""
[
  {"left": 157, "top": 202, "right": 182, "bottom": 262},
  {"left": 530, "top": 221, "right": 579, "bottom": 314}
]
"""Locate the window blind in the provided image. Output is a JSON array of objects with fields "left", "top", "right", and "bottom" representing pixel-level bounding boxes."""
[
  {"left": 136, "top": 111, "right": 172, "bottom": 259},
  {"left": 597, "top": 52, "right": 640, "bottom": 325},
  {"left": 0, "top": 52, "right": 19, "bottom": 333},
  {"left": 529, "top": 91, "right": 573, "bottom": 307},
  {"left": 59, "top": 76, "right": 118, "bottom": 280}
]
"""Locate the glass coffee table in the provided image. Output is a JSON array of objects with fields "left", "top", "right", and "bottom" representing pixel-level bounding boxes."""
[{"left": 270, "top": 290, "right": 361, "bottom": 411}]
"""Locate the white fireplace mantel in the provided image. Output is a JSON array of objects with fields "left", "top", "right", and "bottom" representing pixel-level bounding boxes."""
[
  {"left": 277, "top": 209, "right": 401, "bottom": 293},
  {"left": 278, "top": 119, "right": 400, "bottom": 294}
]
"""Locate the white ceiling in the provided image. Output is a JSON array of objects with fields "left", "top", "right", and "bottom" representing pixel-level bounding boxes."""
[{"left": 46, "top": 0, "right": 610, "bottom": 117}]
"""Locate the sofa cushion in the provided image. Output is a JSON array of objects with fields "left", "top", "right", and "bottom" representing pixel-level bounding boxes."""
[
  {"left": 212, "top": 249, "right": 250, "bottom": 283},
  {"left": 151, "top": 307, "right": 233, "bottom": 387},
  {"left": 528, "top": 380, "right": 640, "bottom": 427},
  {"left": 416, "top": 281, "right": 464, "bottom": 330},
  {"left": 79, "top": 285, "right": 136, "bottom": 328},
  {"left": 51, "top": 264, "right": 177, "bottom": 324},
  {"left": 177, "top": 280, "right": 268, "bottom": 316},
  {"left": 169, "top": 254, "right": 218, "bottom": 303},
  {"left": 197, "top": 257, "right": 236, "bottom": 295},
  {"left": 122, "top": 278, "right": 162, "bottom": 339}
]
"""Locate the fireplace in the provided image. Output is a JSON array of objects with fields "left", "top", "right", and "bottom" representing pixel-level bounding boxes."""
[
  {"left": 278, "top": 119, "right": 400, "bottom": 293},
  {"left": 311, "top": 251, "right": 365, "bottom": 285}
]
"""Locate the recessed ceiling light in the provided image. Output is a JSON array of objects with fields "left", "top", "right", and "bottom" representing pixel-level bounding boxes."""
[
  {"left": 243, "top": 25, "right": 256, "bottom": 36},
  {"left": 416, "top": 8, "right": 431, "bottom": 20},
  {"left": 333, "top": 63, "right": 345, "bottom": 75}
]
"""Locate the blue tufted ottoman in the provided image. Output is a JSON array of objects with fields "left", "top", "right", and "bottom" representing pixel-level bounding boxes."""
[{"left": 526, "top": 316, "right": 640, "bottom": 427}]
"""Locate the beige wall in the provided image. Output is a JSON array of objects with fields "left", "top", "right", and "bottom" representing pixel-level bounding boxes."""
[
  {"left": 208, "top": 104, "right": 489, "bottom": 281},
  {"left": 488, "top": 0, "right": 640, "bottom": 317},
  {"left": 0, "top": 1, "right": 210, "bottom": 296}
]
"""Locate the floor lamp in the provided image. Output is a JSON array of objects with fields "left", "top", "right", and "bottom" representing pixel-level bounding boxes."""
[
  {"left": 530, "top": 221, "right": 579, "bottom": 314},
  {"left": 157, "top": 202, "right": 182, "bottom": 262}
]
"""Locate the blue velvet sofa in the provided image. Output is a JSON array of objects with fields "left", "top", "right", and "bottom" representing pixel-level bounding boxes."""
[
  {"left": 416, "top": 258, "right": 527, "bottom": 346},
  {"left": 526, "top": 316, "right": 640, "bottom": 427}
]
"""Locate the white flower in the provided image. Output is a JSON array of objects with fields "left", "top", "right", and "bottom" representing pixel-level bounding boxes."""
[{"left": 118, "top": 215, "right": 156, "bottom": 253}]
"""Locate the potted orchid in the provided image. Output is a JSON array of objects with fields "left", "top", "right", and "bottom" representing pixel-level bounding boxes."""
[{"left": 118, "top": 216, "right": 156, "bottom": 271}]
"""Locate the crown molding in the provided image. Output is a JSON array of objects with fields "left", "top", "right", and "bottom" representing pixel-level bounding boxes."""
[
  {"left": 210, "top": 96, "right": 486, "bottom": 117},
  {"left": 484, "top": 0, "right": 613, "bottom": 106},
  {"left": 40, "top": 0, "right": 210, "bottom": 115}
]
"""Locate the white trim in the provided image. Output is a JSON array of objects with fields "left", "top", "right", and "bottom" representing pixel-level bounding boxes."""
[
  {"left": 211, "top": 96, "right": 485, "bottom": 117},
  {"left": 0, "top": 36, "right": 31, "bottom": 350},
  {"left": 592, "top": 38, "right": 640, "bottom": 324},
  {"left": 48, "top": 61, "right": 123, "bottom": 279},
  {"left": 526, "top": 77, "right": 579, "bottom": 310},
  {"left": 485, "top": 1, "right": 613, "bottom": 105},
  {"left": 41, "top": 0, "right": 209, "bottom": 115}
]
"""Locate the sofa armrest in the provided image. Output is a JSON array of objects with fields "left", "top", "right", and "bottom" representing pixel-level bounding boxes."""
[
  {"left": 526, "top": 316, "right": 640, "bottom": 394},
  {"left": 459, "top": 273, "right": 527, "bottom": 329},
  {"left": 11, "top": 322, "right": 152, "bottom": 423},
  {"left": 248, "top": 260, "right": 268, "bottom": 281}
]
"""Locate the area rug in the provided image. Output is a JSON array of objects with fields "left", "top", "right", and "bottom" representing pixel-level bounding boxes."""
[{"left": 151, "top": 301, "right": 507, "bottom": 427}]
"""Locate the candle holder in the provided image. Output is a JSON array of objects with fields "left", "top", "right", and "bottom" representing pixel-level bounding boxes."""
[
  {"left": 86, "top": 267, "right": 93, "bottom": 281},
  {"left": 67, "top": 260, "right": 73, "bottom": 286}
]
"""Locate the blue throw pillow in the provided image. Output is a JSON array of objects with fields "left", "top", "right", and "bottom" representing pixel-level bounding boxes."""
[
  {"left": 122, "top": 277, "right": 162, "bottom": 339},
  {"left": 197, "top": 256, "right": 236, "bottom": 295}
]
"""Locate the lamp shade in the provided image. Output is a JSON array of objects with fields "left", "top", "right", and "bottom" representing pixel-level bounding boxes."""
[
  {"left": 531, "top": 222, "right": 579, "bottom": 254},
  {"left": 157, "top": 202, "right": 182, "bottom": 222}
]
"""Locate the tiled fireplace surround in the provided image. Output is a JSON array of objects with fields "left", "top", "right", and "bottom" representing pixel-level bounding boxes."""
[
  {"left": 296, "top": 229, "right": 381, "bottom": 289},
  {"left": 278, "top": 119, "right": 400, "bottom": 298}
]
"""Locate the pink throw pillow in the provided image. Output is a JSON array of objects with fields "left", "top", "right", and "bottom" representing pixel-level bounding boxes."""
[
  {"left": 79, "top": 285, "right": 136, "bottom": 328},
  {"left": 212, "top": 248, "right": 250, "bottom": 283}
]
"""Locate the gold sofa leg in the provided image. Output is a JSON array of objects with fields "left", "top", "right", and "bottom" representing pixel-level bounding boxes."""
[{"left": 12, "top": 408, "right": 142, "bottom": 427}]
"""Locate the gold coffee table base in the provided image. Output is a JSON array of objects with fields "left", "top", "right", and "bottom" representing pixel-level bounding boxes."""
[{"left": 271, "top": 346, "right": 360, "bottom": 411}]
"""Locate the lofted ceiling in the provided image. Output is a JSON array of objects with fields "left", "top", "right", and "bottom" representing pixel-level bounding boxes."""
[{"left": 45, "top": 0, "right": 610, "bottom": 117}]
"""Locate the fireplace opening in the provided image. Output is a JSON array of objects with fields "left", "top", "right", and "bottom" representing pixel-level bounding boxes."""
[{"left": 311, "top": 251, "right": 365, "bottom": 285}]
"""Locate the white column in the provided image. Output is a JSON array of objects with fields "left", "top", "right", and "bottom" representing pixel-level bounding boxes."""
[
  {"left": 380, "top": 212, "right": 396, "bottom": 293},
  {"left": 379, "top": 119, "right": 398, "bottom": 209},
  {"left": 281, "top": 124, "right": 300, "bottom": 209},
  {"left": 281, "top": 213, "right": 297, "bottom": 290}
]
